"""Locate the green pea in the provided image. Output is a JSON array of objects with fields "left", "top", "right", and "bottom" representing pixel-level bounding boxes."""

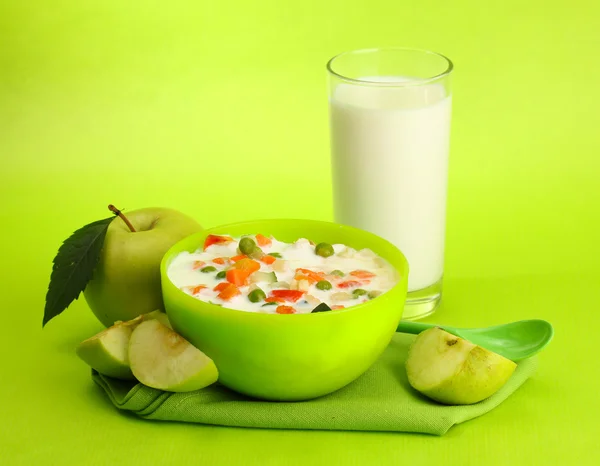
[
  {"left": 268, "top": 252, "right": 282, "bottom": 258},
  {"left": 261, "top": 302, "right": 278, "bottom": 307},
  {"left": 248, "top": 288, "right": 267, "bottom": 303},
  {"left": 330, "top": 269, "right": 345, "bottom": 277},
  {"left": 352, "top": 288, "right": 367, "bottom": 298},
  {"left": 316, "top": 280, "right": 332, "bottom": 291},
  {"left": 216, "top": 271, "right": 226, "bottom": 279},
  {"left": 368, "top": 290, "right": 382, "bottom": 299},
  {"left": 315, "top": 242, "right": 334, "bottom": 258},
  {"left": 239, "top": 237, "right": 257, "bottom": 255},
  {"left": 200, "top": 266, "right": 217, "bottom": 273}
]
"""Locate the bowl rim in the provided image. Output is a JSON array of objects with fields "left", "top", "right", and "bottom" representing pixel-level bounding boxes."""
[{"left": 160, "top": 218, "right": 409, "bottom": 320}]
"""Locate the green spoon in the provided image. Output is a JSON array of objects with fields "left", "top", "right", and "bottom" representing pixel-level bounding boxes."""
[{"left": 396, "top": 319, "right": 554, "bottom": 361}]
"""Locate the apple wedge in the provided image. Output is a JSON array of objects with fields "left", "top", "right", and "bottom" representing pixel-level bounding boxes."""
[
  {"left": 405, "top": 327, "right": 517, "bottom": 405},
  {"left": 76, "top": 316, "right": 143, "bottom": 380},
  {"left": 129, "top": 320, "right": 218, "bottom": 392},
  {"left": 76, "top": 311, "right": 171, "bottom": 380}
]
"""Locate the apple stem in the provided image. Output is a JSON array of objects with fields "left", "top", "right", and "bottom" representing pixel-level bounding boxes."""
[{"left": 108, "top": 204, "right": 136, "bottom": 232}]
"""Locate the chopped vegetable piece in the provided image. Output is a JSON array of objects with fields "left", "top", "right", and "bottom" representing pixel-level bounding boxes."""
[
  {"left": 350, "top": 270, "right": 376, "bottom": 279},
  {"left": 213, "top": 282, "right": 229, "bottom": 292},
  {"left": 200, "top": 266, "right": 217, "bottom": 273},
  {"left": 368, "top": 290, "right": 382, "bottom": 299},
  {"left": 256, "top": 234, "right": 272, "bottom": 247},
  {"left": 239, "top": 237, "right": 257, "bottom": 255},
  {"left": 297, "top": 279, "right": 310, "bottom": 292},
  {"left": 331, "top": 292, "right": 353, "bottom": 302},
  {"left": 226, "top": 268, "right": 251, "bottom": 286},
  {"left": 316, "top": 280, "right": 332, "bottom": 291},
  {"left": 275, "top": 305, "right": 295, "bottom": 314},
  {"left": 248, "top": 288, "right": 267, "bottom": 303},
  {"left": 337, "top": 280, "right": 363, "bottom": 289},
  {"left": 268, "top": 252, "right": 282, "bottom": 258},
  {"left": 331, "top": 305, "right": 345, "bottom": 310},
  {"left": 304, "top": 294, "right": 321, "bottom": 306},
  {"left": 352, "top": 288, "right": 368, "bottom": 297},
  {"left": 330, "top": 270, "right": 345, "bottom": 277},
  {"left": 311, "top": 303, "right": 331, "bottom": 313},
  {"left": 233, "top": 258, "right": 261, "bottom": 274},
  {"left": 192, "top": 261, "right": 206, "bottom": 270},
  {"left": 315, "top": 242, "right": 335, "bottom": 258},
  {"left": 217, "top": 283, "right": 241, "bottom": 301},
  {"left": 261, "top": 255, "right": 276, "bottom": 265},
  {"left": 261, "top": 302, "right": 278, "bottom": 307},
  {"left": 212, "top": 257, "right": 228, "bottom": 265},
  {"left": 265, "top": 296, "right": 284, "bottom": 303},
  {"left": 272, "top": 259, "right": 287, "bottom": 272},
  {"left": 271, "top": 289, "right": 305, "bottom": 303},
  {"left": 216, "top": 271, "right": 227, "bottom": 279},
  {"left": 295, "top": 268, "right": 326, "bottom": 284},
  {"left": 203, "top": 235, "right": 233, "bottom": 250},
  {"left": 272, "top": 281, "right": 290, "bottom": 289},
  {"left": 250, "top": 271, "right": 278, "bottom": 284},
  {"left": 231, "top": 254, "right": 248, "bottom": 262},
  {"left": 185, "top": 285, "right": 206, "bottom": 295}
]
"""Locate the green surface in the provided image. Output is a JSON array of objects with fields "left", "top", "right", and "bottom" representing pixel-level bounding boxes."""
[{"left": 1, "top": 1, "right": 599, "bottom": 465}]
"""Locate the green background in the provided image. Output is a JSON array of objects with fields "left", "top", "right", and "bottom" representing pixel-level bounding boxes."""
[{"left": 1, "top": 1, "right": 598, "bottom": 464}]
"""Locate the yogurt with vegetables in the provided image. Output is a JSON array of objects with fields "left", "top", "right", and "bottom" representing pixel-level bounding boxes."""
[{"left": 167, "top": 233, "right": 400, "bottom": 314}]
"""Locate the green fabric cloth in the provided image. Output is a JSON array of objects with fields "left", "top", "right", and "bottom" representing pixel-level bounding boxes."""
[{"left": 92, "top": 333, "right": 537, "bottom": 436}]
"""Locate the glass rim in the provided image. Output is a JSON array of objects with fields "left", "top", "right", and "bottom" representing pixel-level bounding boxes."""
[{"left": 326, "top": 47, "right": 454, "bottom": 87}]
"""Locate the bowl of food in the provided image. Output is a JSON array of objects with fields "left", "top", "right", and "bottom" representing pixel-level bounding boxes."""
[{"left": 160, "top": 219, "right": 409, "bottom": 401}]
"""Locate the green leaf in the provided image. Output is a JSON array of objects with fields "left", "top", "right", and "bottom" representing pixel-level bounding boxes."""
[{"left": 43, "top": 216, "right": 115, "bottom": 327}]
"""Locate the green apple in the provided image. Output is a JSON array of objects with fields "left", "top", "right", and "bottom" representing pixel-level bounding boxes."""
[
  {"left": 76, "top": 311, "right": 171, "bottom": 380},
  {"left": 405, "top": 327, "right": 517, "bottom": 405},
  {"left": 83, "top": 207, "right": 202, "bottom": 327},
  {"left": 129, "top": 319, "right": 219, "bottom": 392}
]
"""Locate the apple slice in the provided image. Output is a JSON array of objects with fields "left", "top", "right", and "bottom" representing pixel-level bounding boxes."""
[
  {"left": 405, "top": 327, "right": 517, "bottom": 405},
  {"left": 129, "top": 319, "right": 218, "bottom": 392},
  {"left": 76, "top": 311, "right": 171, "bottom": 380},
  {"left": 76, "top": 316, "right": 143, "bottom": 380}
]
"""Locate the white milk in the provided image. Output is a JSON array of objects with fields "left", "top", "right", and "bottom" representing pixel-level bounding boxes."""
[{"left": 329, "top": 77, "right": 451, "bottom": 292}]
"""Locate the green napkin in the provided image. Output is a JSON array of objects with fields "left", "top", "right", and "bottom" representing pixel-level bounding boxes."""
[{"left": 92, "top": 333, "right": 537, "bottom": 436}]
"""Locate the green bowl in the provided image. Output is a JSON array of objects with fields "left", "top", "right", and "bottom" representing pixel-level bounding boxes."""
[{"left": 160, "top": 219, "right": 409, "bottom": 401}]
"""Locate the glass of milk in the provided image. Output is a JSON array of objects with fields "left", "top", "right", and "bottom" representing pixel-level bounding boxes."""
[{"left": 327, "top": 47, "right": 453, "bottom": 320}]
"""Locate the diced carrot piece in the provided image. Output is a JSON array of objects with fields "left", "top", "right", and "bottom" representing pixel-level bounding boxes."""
[
  {"left": 212, "top": 257, "right": 228, "bottom": 265},
  {"left": 275, "top": 305, "right": 296, "bottom": 314},
  {"left": 233, "top": 258, "right": 261, "bottom": 274},
  {"left": 261, "top": 255, "right": 276, "bottom": 265},
  {"left": 226, "top": 268, "right": 251, "bottom": 286},
  {"left": 230, "top": 254, "right": 248, "bottom": 263},
  {"left": 331, "top": 305, "right": 345, "bottom": 310},
  {"left": 256, "top": 234, "right": 272, "bottom": 247},
  {"left": 213, "top": 282, "right": 229, "bottom": 292},
  {"left": 203, "top": 235, "right": 234, "bottom": 250},
  {"left": 271, "top": 290, "right": 305, "bottom": 303},
  {"left": 265, "top": 296, "right": 284, "bottom": 303},
  {"left": 217, "top": 283, "right": 241, "bottom": 301},
  {"left": 295, "top": 268, "right": 326, "bottom": 284},
  {"left": 192, "top": 260, "right": 206, "bottom": 270},
  {"left": 350, "top": 270, "right": 376, "bottom": 279},
  {"left": 185, "top": 285, "right": 206, "bottom": 295},
  {"left": 337, "top": 280, "right": 363, "bottom": 289}
]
